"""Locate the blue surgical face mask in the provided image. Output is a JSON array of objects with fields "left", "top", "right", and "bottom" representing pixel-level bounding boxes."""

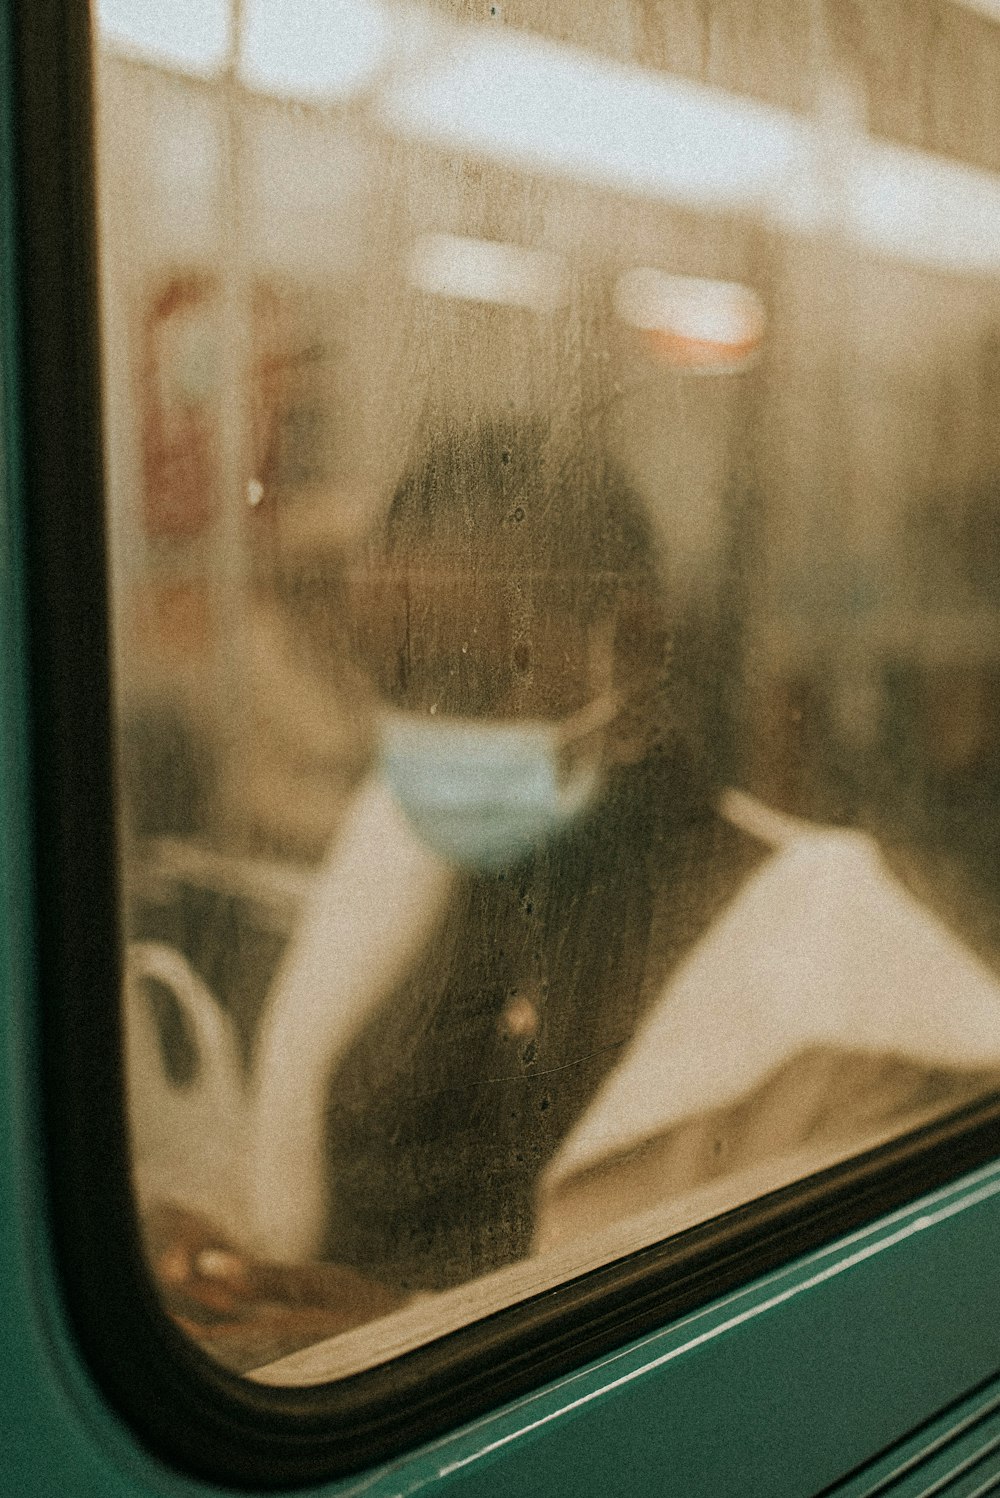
[{"left": 379, "top": 696, "right": 617, "bottom": 871}]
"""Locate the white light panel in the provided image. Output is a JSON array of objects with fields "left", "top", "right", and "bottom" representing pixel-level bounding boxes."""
[
  {"left": 408, "top": 234, "right": 568, "bottom": 310},
  {"left": 95, "top": 0, "right": 231, "bottom": 76},
  {"left": 95, "top": 0, "right": 1000, "bottom": 281}
]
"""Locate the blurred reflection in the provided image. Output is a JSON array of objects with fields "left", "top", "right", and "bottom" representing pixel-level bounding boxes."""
[{"left": 97, "top": 0, "right": 1000, "bottom": 1379}]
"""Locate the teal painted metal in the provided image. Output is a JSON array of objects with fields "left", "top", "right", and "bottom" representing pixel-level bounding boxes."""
[
  {"left": 6, "top": 979, "right": 1000, "bottom": 1498},
  {"left": 827, "top": 1373, "right": 1000, "bottom": 1495}
]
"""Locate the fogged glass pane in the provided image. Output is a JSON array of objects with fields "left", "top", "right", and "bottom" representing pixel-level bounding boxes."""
[{"left": 95, "top": 0, "right": 1000, "bottom": 1381}]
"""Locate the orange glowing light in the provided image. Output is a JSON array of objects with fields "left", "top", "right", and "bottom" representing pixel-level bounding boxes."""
[{"left": 615, "top": 268, "right": 766, "bottom": 373}]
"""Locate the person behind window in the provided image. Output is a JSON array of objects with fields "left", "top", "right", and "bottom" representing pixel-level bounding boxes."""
[
  {"left": 253, "top": 416, "right": 766, "bottom": 1292},
  {"left": 134, "top": 415, "right": 1000, "bottom": 1359},
  {"left": 251, "top": 410, "right": 1000, "bottom": 1301}
]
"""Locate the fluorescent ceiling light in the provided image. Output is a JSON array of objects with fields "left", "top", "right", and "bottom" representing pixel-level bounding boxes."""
[
  {"left": 94, "top": 0, "right": 389, "bottom": 96},
  {"left": 408, "top": 234, "right": 568, "bottom": 309},
  {"left": 615, "top": 269, "right": 765, "bottom": 342},
  {"left": 847, "top": 140, "right": 1000, "bottom": 277},
  {"left": 379, "top": 17, "right": 1000, "bottom": 280},
  {"left": 615, "top": 269, "right": 765, "bottom": 371},
  {"left": 951, "top": 1, "right": 1000, "bottom": 19},
  {"left": 241, "top": 0, "right": 390, "bottom": 101},
  {"left": 380, "top": 25, "right": 797, "bottom": 216},
  {"left": 95, "top": 0, "right": 231, "bottom": 76},
  {"left": 95, "top": 0, "right": 1000, "bottom": 280}
]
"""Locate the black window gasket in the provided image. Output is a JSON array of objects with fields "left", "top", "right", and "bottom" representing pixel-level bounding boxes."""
[{"left": 9, "top": 0, "right": 1000, "bottom": 1488}]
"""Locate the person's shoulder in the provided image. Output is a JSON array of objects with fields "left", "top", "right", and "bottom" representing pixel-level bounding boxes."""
[
  {"left": 715, "top": 790, "right": 887, "bottom": 931},
  {"left": 718, "top": 788, "right": 880, "bottom": 866}
]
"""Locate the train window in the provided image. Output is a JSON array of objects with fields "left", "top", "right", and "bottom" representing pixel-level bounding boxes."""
[{"left": 89, "top": 0, "right": 1000, "bottom": 1431}]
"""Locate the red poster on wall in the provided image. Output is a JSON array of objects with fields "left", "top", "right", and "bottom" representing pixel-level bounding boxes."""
[{"left": 140, "top": 274, "right": 219, "bottom": 539}]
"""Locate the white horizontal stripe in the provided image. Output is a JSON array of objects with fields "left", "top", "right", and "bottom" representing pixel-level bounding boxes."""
[{"left": 96, "top": 2, "right": 1000, "bottom": 277}]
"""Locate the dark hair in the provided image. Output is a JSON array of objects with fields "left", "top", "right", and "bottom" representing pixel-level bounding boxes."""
[
  {"left": 279, "top": 414, "right": 731, "bottom": 786},
  {"left": 374, "top": 416, "right": 738, "bottom": 784},
  {"left": 371, "top": 417, "right": 679, "bottom": 734},
  {"left": 381, "top": 418, "right": 661, "bottom": 613}
]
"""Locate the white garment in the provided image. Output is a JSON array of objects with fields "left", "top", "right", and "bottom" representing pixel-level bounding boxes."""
[
  {"left": 126, "top": 775, "right": 456, "bottom": 1262},
  {"left": 128, "top": 783, "right": 1000, "bottom": 1268},
  {"left": 125, "top": 941, "right": 247, "bottom": 1230},
  {"left": 246, "top": 776, "right": 454, "bottom": 1260},
  {"left": 541, "top": 790, "right": 1000, "bottom": 1210}
]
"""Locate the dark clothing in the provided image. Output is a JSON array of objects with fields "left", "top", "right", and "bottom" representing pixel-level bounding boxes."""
[{"left": 322, "top": 748, "right": 764, "bottom": 1292}]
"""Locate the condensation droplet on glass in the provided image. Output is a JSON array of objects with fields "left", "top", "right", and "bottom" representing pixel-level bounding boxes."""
[
  {"left": 500, "top": 994, "right": 539, "bottom": 1040},
  {"left": 196, "top": 1247, "right": 243, "bottom": 1281},
  {"left": 158, "top": 1246, "right": 190, "bottom": 1287}
]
